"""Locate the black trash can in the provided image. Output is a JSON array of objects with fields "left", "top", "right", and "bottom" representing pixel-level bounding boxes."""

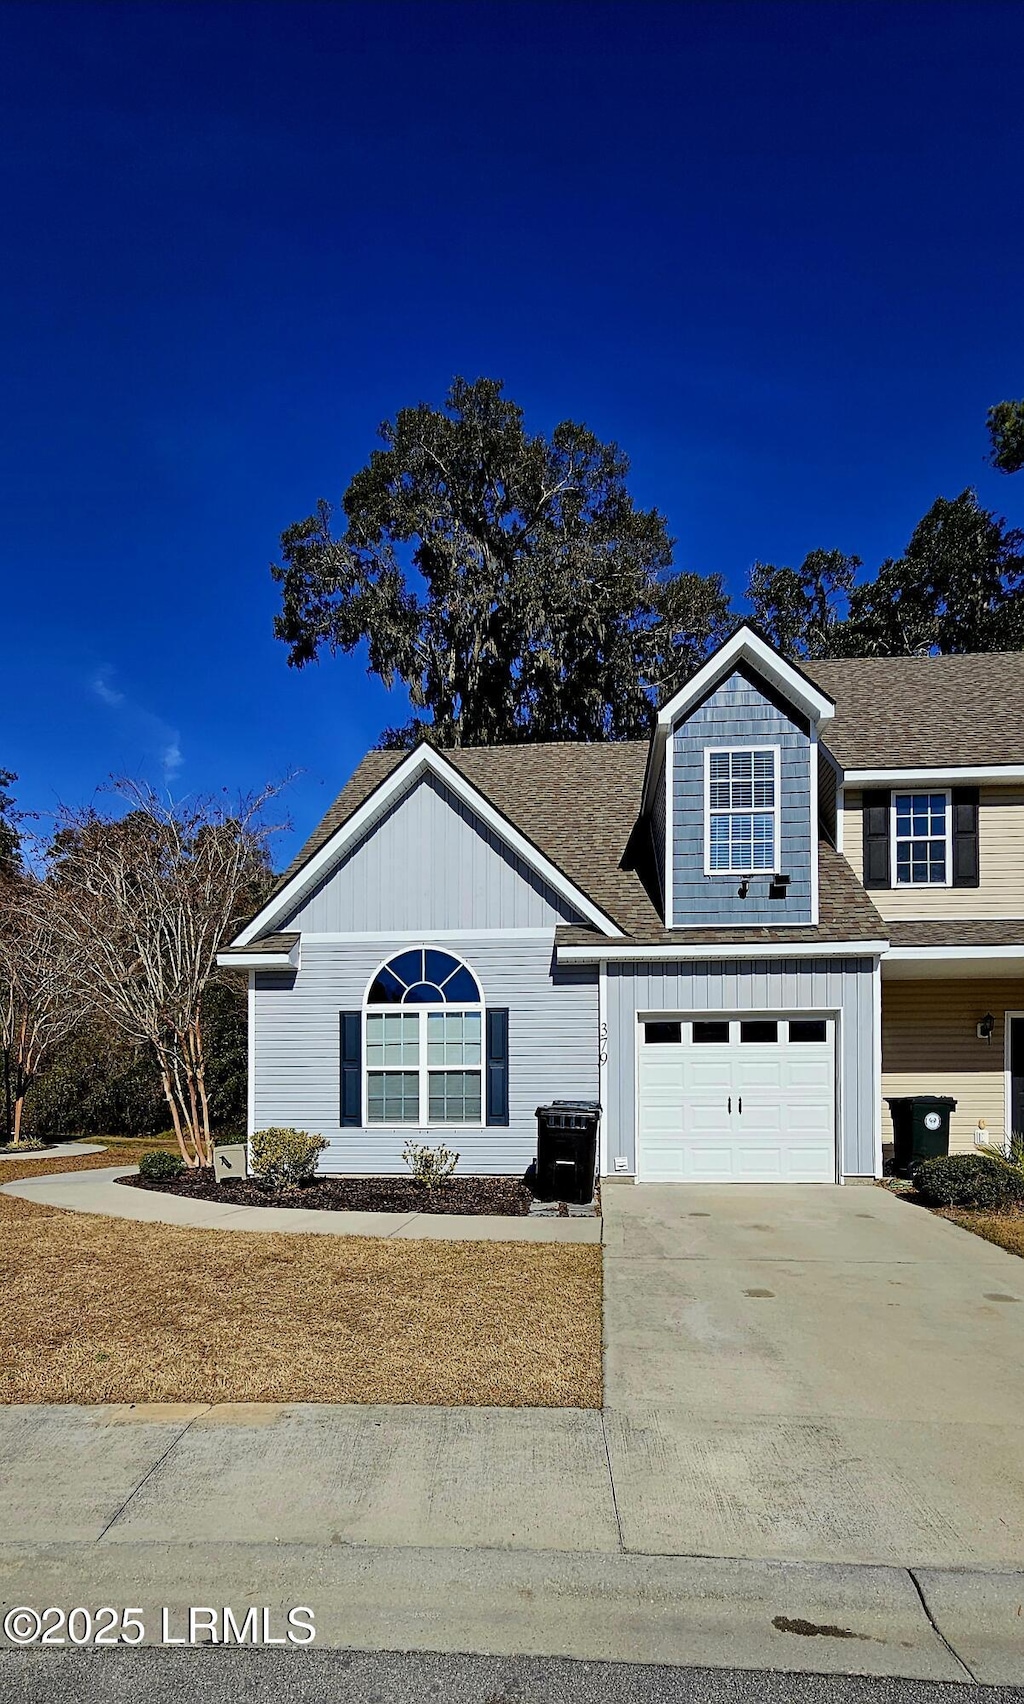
[
  {"left": 533, "top": 1101, "right": 601, "bottom": 1205},
  {"left": 885, "top": 1095, "right": 957, "bottom": 1174}
]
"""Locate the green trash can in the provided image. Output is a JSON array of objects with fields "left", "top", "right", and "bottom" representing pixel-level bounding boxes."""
[{"left": 885, "top": 1095, "right": 957, "bottom": 1174}]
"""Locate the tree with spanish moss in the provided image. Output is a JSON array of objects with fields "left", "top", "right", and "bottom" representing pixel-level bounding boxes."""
[{"left": 272, "top": 376, "right": 731, "bottom": 745}]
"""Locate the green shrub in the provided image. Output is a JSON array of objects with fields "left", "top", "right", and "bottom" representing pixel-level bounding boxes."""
[
  {"left": 0, "top": 1136, "right": 46, "bottom": 1152},
  {"left": 402, "top": 1140, "right": 459, "bottom": 1188},
  {"left": 250, "top": 1127, "right": 328, "bottom": 1190},
  {"left": 913, "top": 1151, "right": 1024, "bottom": 1211},
  {"left": 138, "top": 1149, "right": 186, "bottom": 1184}
]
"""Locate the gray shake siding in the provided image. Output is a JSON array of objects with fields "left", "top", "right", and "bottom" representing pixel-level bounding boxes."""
[
  {"left": 253, "top": 937, "right": 598, "bottom": 1174},
  {"left": 281, "top": 772, "right": 581, "bottom": 933},
  {"left": 672, "top": 670, "right": 813, "bottom": 926},
  {"left": 604, "top": 957, "right": 878, "bottom": 1177},
  {"left": 649, "top": 749, "right": 667, "bottom": 916}
]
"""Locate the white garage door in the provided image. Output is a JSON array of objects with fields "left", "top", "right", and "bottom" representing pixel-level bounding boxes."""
[{"left": 637, "top": 1016, "right": 836, "bottom": 1183}]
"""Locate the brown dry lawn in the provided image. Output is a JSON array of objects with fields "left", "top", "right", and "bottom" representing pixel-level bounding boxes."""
[
  {"left": 0, "top": 1149, "right": 602, "bottom": 1407},
  {"left": 939, "top": 1207, "right": 1024, "bottom": 1260}
]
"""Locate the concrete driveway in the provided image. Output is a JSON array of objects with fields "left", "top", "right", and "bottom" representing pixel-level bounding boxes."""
[{"left": 602, "top": 1182, "right": 1024, "bottom": 1568}]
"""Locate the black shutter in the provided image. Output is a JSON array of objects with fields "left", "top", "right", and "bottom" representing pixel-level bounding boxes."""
[
  {"left": 486, "top": 1008, "right": 509, "bottom": 1127},
  {"left": 862, "top": 789, "right": 891, "bottom": 889},
  {"left": 952, "top": 786, "right": 980, "bottom": 887},
  {"left": 340, "top": 1011, "right": 361, "bottom": 1127}
]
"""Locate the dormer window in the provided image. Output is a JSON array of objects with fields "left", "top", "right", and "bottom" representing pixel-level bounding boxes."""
[{"left": 705, "top": 747, "right": 780, "bottom": 875}]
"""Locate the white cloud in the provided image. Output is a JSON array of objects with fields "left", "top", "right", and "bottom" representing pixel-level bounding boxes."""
[
  {"left": 90, "top": 667, "right": 184, "bottom": 784},
  {"left": 91, "top": 669, "right": 125, "bottom": 709}
]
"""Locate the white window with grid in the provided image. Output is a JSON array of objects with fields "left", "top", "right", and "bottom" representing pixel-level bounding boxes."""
[
  {"left": 363, "top": 949, "right": 484, "bottom": 1126},
  {"left": 704, "top": 746, "right": 779, "bottom": 875},
  {"left": 892, "top": 791, "right": 951, "bottom": 886}
]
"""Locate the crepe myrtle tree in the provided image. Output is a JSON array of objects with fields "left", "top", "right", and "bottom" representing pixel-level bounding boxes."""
[
  {"left": 35, "top": 781, "right": 283, "bottom": 1169},
  {"left": 0, "top": 876, "right": 86, "bottom": 1144},
  {"left": 273, "top": 376, "right": 732, "bottom": 746}
]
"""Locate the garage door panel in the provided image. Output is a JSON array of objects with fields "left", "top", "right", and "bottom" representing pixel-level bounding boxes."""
[{"left": 637, "top": 1016, "right": 835, "bottom": 1185}]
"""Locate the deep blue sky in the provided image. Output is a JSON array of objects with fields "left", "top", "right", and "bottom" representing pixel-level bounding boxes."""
[{"left": 3, "top": 0, "right": 1022, "bottom": 866}]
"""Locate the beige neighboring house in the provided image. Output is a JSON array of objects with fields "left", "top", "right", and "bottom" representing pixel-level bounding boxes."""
[
  {"left": 223, "top": 626, "right": 1024, "bottom": 1184},
  {"left": 806, "top": 652, "right": 1024, "bottom": 1157}
]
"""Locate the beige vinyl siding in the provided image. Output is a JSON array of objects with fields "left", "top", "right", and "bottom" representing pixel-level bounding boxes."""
[
  {"left": 844, "top": 787, "right": 1024, "bottom": 919},
  {"left": 881, "top": 979, "right": 1024, "bottom": 1153}
]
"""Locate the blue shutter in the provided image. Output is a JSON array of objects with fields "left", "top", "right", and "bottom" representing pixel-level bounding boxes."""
[
  {"left": 340, "top": 1011, "right": 361, "bottom": 1127},
  {"left": 486, "top": 1008, "right": 509, "bottom": 1127}
]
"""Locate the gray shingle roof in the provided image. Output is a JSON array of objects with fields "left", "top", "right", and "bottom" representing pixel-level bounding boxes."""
[
  {"left": 805, "top": 652, "right": 1024, "bottom": 771},
  {"left": 219, "top": 931, "right": 299, "bottom": 959},
  {"left": 885, "top": 919, "right": 1024, "bottom": 948},
  {"left": 272, "top": 741, "right": 886, "bottom": 947}
]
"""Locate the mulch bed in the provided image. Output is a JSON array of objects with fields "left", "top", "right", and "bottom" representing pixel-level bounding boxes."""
[{"left": 120, "top": 1169, "right": 534, "bottom": 1216}]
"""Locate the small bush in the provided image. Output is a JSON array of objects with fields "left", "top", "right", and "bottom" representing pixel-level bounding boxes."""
[
  {"left": 139, "top": 1149, "right": 186, "bottom": 1183},
  {"left": 0, "top": 1136, "right": 46, "bottom": 1152},
  {"left": 913, "top": 1151, "right": 1024, "bottom": 1211},
  {"left": 250, "top": 1127, "right": 328, "bottom": 1190},
  {"left": 402, "top": 1140, "right": 459, "bottom": 1188}
]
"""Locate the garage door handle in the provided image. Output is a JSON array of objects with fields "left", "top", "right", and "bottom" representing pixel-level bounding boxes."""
[
  {"left": 738, "top": 1097, "right": 742, "bottom": 1114},
  {"left": 728, "top": 1096, "right": 731, "bottom": 1113}
]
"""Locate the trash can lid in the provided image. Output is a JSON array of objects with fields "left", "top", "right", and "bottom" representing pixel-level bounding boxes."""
[
  {"left": 534, "top": 1100, "right": 602, "bottom": 1115},
  {"left": 885, "top": 1095, "right": 957, "bottom": 1108}
]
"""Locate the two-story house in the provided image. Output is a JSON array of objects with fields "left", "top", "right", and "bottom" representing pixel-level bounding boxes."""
[{"left": 220, "top": 626, "right": 1024, "bottom": 1184}]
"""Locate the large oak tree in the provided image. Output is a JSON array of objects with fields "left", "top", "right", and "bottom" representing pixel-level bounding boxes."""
[{"left": 273, "top": 377, "right": 730, "bottom": 745}]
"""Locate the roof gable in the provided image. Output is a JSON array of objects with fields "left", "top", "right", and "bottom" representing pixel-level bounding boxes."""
[{"left": 232, "top": 744, "right": 625, "bottom": 945}]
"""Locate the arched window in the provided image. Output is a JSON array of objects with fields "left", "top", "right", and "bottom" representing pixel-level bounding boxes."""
[{"left": 364, "top": 949, "right": 484, "bottom": 1126}]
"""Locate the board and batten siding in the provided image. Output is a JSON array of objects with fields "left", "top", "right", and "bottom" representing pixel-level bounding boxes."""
[
  {"left": 280, "top": 772, "right": 582, "bottom": 934},
  {"left": 882, "top": 977, "right": 1024, "bottom": 1154},
  {"left": 842, "top": 786, "right": 1024, "bottom": 919},
  {"left": 605, "top": 957, "right": 878, "bottom": 1176},
  {"left": 253, "top": 936, "right": 599, "bottom": 1174},
  {"left": 672, "top": 671, "right": 813, "bottom": 927}
]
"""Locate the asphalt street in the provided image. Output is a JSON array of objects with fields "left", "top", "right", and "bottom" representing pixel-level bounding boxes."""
[{"left": 2, "top": 1649, "right": 1024, "bottom": 1704}]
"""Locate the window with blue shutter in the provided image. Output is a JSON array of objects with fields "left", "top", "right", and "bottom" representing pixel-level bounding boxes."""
[
  {"left": 340, "top": 1011, "right": 361, "bottom": 1127},
  {"left": 486, "top": 1008, "right": 509, "bottom": 1127}
]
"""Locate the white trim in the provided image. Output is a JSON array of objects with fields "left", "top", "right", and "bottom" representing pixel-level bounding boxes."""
[
  {"left": 232, "top": 744, "right": 623, "bottom": 946},
  {"left": 872, "top": 957, "right": 883, "bottom": 1178},
  {"left": 810, "top": 726, "right": 820, "bottom": 925},
  {"left": 836, "top": 785, "right": 845, "bottom": 854},
  {"left": 702, "top": 744, "right": 781, "bottom": 877},
  {"left": 884, "top": 945, "right": 1024, "bottom": 962},
  {"left": 1005, "top": 1011, "right": 1024, "bottom": 1143},
  {"left": 845, "top": 765, "right": 1024, "bottom": 785},
  {"left": 598, "top": 959, "right": 609, "bottom": 1177},
  {"left": 656, "top": 626, "right": 836, "bottom": 732},
  {"left": 664, "top": 735, "right": 673, "bottom": 927},
  {"left": 640, "top": 625, "right": 834, "bottom": 822},
  {"left": 558, "top": 940, "right": 889, "bottom": 963},
  {"left": 297, "top": 928, "right": 554, "bottom": 942},
  {"left": 246, "top": 970, "right": 256, "bottom": 1139},
  {"left": 890, "top": 788, "right": 952, "bottom": 888}
]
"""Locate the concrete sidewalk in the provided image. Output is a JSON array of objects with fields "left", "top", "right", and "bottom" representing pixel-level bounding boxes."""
[
  {"left": 0, "top": 1165, "right": 600, "bottom": 1242},
  {"left": 0, "top": 1141, "right": 105, "bottom": 1161},
  {"left": 3, "top": 1403, "right": 1024, "bottom": 1680}
]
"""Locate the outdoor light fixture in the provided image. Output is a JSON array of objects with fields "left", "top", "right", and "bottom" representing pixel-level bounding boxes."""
[{"left": 977, "top": 1013, "right": 995, "bottom": 1042}]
